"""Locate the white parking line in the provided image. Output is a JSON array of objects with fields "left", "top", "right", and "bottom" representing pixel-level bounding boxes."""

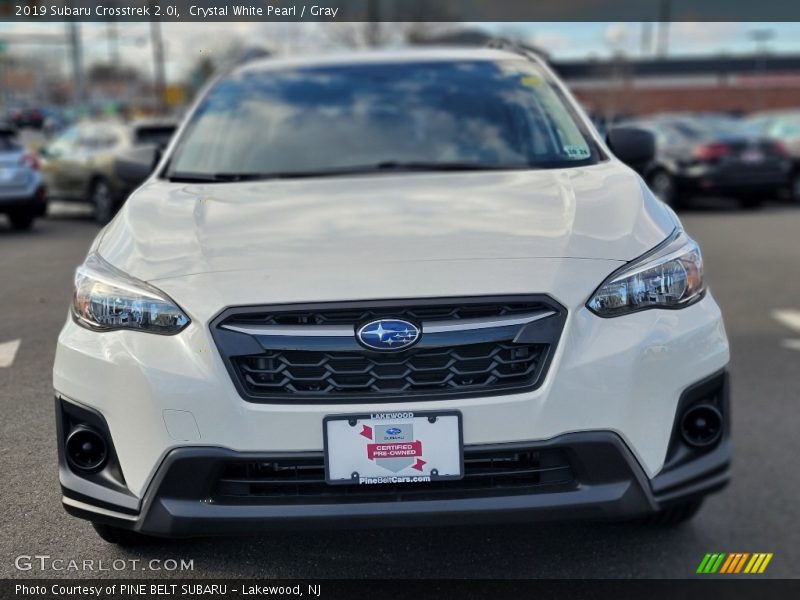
[
  {"left": 0, "top": 339, "right": 20, "bottom": 368},
  {"left": 772, "top": 309, "right": 800, "bottom": 352},
  {"left": 783, "top": 339, "right": 800, "bottom": 352}
]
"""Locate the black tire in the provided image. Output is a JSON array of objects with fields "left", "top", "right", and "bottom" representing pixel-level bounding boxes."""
[
  {"left": 8, "top": 211, "right": 35, "bottom": 231},
  {"left": 739, "top": 196, "right": 764, "bottom": 210},
  {"left": 643, "top": 498, "right": 704, "bottom": 526},
  {"left": 648, "top": 170, "right": 681, "bottom": 208},
  {"left": 90, "top": 179, "right": 117, "bottom": 225},
  {"left": 791, "top": 172, "right": 800, "bottom": 204},
  {"left": 92, "top": 523, "right": 154, "bottom": 546}
]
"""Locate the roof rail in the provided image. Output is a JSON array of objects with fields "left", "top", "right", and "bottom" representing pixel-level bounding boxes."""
[{"left": 485, "top": 38, "right": 545, "bottom": 63}]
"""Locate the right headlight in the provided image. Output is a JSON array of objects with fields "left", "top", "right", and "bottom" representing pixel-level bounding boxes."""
[
  {"left": 587, "top": 229, "right": 705, "bottom": 317},
  {"left": 72, "top": 253, "right": 190, "bottom": 334}
]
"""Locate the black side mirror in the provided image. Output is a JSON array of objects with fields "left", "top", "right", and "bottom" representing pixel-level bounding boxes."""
[
  {"left": 606, "top": 127, "right": 655, "bottom": 174},
  {"left": 114, "top": 144, "right": 161, "bottom": 186}
]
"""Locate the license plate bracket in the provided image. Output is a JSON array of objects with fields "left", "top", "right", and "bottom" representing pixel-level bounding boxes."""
[{"left": 323, "top": 410, "right": 463, "bottom": 485}]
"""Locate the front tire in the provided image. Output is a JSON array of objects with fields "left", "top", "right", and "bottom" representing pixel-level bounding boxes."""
[
  {"left": 649, "top": 170, "right": 681, "bottom": 208},
  {"left": 92, "top": 523, "right": 154, "bottom": 546},
  {"left": 90, "top": 179, "right": 117, "bottom": 225},
  {"left": 739, "top": 196, "right": 764, "bottom": 210},
  {"left": 791, "top": 172, "right": 800, "bottom": 204},
  {"left": 8, "top": 211, "right": 35, "bottom": 231}
]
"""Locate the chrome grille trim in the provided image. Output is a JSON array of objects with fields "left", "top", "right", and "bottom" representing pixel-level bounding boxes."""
[{"left": 220, "top": 310, "right": 557, "bottom": 337}]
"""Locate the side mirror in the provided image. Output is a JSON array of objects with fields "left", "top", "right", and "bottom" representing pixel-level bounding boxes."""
[
  {"left": 114, "top": 144, "right": 161, "bottom": 186},
  {"left": 606, "top": 127, "right": 655, "bottom": 174}
]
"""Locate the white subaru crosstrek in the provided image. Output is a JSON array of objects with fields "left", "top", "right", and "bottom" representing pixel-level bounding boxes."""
[{"left": 54, "top": 47, "right": 730, "bottom": 545}]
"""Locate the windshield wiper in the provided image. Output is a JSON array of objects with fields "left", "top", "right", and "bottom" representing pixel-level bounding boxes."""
[
  {"left": 167, "top": 172, "right": 273, "bottom": 183},
  {"left": 367, "top": 161, "right": 529, "bottom": 172},
  {"left": 166, "top": 162, "right": 529, "bottom": 183}
]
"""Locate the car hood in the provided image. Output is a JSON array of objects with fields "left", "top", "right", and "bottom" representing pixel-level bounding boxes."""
[{"left": 99, "top": 161, "right": 677, "bottom": 283}]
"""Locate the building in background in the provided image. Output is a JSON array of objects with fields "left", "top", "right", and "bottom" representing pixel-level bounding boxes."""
[{"left": 561, "top": 54, "right": 800, "bottom": 120}]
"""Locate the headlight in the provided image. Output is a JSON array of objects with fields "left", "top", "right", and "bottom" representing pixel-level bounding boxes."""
[
  {"left": 72, "top": 253, "right": 190, "bottom": 334},
  {"left": 587, "top": 229, "right": 705, "bottom": 317}
]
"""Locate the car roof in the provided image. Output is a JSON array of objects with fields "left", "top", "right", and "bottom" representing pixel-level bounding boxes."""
[
  {"left": 131, "top": 118, "right": 178, "bottom": 130},
  {"left": 748, "top": 109, "right": 800, "bottom": 119},
  {"left": 234, "top": 47, "right": 536, "bottom": 75}
]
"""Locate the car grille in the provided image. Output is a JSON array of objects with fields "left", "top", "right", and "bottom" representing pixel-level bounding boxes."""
[
  {"left": 211, "top": 296, "right": 566, "bottom": 403},
  {"left": 213, "top": 447, "right": 575, "bottom": 505},
  {"left": 233, "top": 342, "right": 546, "bottom": 396}
]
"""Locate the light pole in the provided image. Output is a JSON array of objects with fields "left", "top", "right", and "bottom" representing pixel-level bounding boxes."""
[
  {"left": 749, "top": 29, "right": 775, "bottom": 111},
  {"left": 67, "top": 22, "right": 87, "bottom": 115},
  {"left": 150, "top": 19, "right": 167, "bottom": 113}
]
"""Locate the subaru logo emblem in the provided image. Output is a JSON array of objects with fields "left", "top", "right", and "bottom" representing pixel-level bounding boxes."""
[
  {"left": 357, "top": 319, "right": 420, "bottom": 351},
  {"left": 386, "top": 427, "right": 402, "bottom": 435}
]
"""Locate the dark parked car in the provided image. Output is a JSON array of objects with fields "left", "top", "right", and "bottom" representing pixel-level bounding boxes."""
[
  {"left": 745, "top": 110, "right": 800, "bottom": 202},
  {"left": 0, "top": 123, "right": 47, "bottom": 230},
  {"left": 627, "top": 114, "right": 792, "bottom": 209},
  {"left": 8, "top": 106, "right": 46, "bottom": 129}
]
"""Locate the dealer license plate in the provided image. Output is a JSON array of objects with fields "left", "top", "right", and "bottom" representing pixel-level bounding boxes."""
[{"left": 324, "top": 411, "right": 463, "bottom": 485}]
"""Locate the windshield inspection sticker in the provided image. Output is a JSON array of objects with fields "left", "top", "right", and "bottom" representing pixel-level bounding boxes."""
[
  {"left": 520, "top": 75, "right": 543, "bottom": 87},
  {"left": 564, "top": 145, "right": 591, "bottom": 159}
]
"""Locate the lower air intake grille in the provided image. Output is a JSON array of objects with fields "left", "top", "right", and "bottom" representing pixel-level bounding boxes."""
[{"left": 213, "top": 447, "right": 575, "bottom": 504}]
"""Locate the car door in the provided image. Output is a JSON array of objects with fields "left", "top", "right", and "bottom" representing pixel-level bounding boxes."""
[{"left": 41, "top": 125, "right": 83, "bottom": 200}]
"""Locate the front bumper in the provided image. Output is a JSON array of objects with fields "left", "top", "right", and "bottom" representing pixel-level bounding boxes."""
[
  {"left": 675, "top": 166, "right": 789, "bottom": 195},
  {"left": 57, "top": 369, "right": 731, "bottom": 537},
  {"left": 0, "top": 185, "right": 47, "bottom": 215},
  {"left": 61, "top": 429, "right": 730, "bottom": 537}
]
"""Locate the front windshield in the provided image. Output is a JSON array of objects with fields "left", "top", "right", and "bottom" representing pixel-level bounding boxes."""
[{"left": 166, "top": 59, "right": 601, "bottom": 179}]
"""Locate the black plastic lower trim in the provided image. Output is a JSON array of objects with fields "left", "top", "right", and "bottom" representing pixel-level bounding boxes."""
[
  {"left": 61, "top": 427, "right": 730, "bottom": 538},
  {"left": 55, "top": 397, "right": 139, "bottom": 514}
]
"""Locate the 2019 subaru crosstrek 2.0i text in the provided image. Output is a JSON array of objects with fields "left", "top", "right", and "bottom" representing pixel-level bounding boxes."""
[{"left": 53, "top": 48, "right": 730, "bottom": 545}]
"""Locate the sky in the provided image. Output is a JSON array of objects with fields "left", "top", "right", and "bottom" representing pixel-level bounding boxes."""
[{"left": 1, "top": 21, "right": 799, "bottom": 83}]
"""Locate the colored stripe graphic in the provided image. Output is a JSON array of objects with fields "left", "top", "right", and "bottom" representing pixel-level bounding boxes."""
[
  {"left": 695, "top": 553, "right": 778, "bottom": 574},
  {"left": 734, "top": 553, "right": 750, "bottom": 573},
  {"left": 719, "top": 554, "right": 736, "bottom": 574},
  {"left": 744, "top": 554, "right": 760, "bottom": 573},
  {"left": 699, "top": 553, "right": 726, "bottom": 573},
  {"left": 758, "top": 554, "right": 773, "bottom": 574},
  {"left": 698, "top": 552, "right": 774, "bottom": 575},
  {"left": 697, "top": 554, "right": 713, "bottom": 574}
]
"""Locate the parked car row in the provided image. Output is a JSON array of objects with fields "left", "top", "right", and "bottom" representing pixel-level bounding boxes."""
[
  {"left": 1, "top": 117, "right": 177, "bottom": 230},
  {"left": 613, "top": 112, "right": 799, "bottom": 209}
]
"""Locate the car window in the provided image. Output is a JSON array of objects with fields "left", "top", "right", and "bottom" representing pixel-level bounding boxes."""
[
  {"left": 167, "top": 59, "right": 602, "bottom": 178},
  {"left": 772, "top": 116, "right": 800, "bottom": 137},
  {"left": 133, "top": 126, "right": 176, "bottom": 147},
  {"left": 77, "top": 125, "right": 122, "bottom": 150},
  {"left": 48, "top": 125, "right": 80, "bottom": 155}
]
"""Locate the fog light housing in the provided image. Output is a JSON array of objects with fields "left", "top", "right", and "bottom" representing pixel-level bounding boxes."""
[
  {"left": 680, "top": 404, "right": 723, "bottom": 448},
  {"left": 65, "top": 426, "right": 108, "bottom": 472}
]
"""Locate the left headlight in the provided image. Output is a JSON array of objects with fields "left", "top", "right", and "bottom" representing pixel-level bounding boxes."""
[
  {"left": 72, "top": 253, "right": 190, "bottom": 334},
  {"left": 587, "top": 229, "right": 705, "bottom": 317}
]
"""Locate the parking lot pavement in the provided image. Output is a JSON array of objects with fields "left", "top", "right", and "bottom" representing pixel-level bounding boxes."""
[{"left": 1, "top": 201, "right": 799, "bottom": 579}]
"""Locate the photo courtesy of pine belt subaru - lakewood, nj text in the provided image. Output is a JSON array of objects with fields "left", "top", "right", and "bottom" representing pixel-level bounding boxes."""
[{"left": 52, "top": 47, "right": 730, "bottom": 545}]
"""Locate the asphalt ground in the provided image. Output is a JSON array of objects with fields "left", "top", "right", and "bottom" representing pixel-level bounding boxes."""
[{"left": 1, "top": 190, "right": 799, "bottom": 579}]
